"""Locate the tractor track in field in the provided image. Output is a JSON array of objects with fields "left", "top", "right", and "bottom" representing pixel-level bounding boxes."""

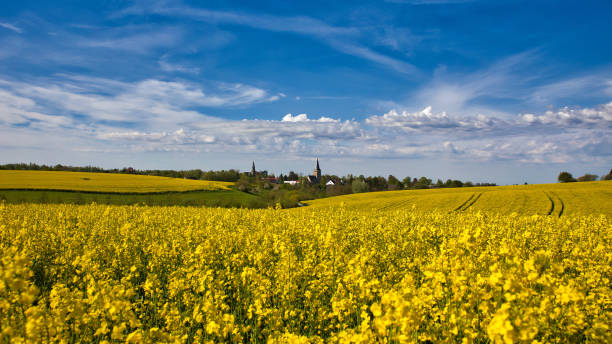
[
  {"left": 543, "top": 191, "right": 565, "bottom": 217},
  {"left": 551, "top": 192, "right": 565, "bottom": 217},
  {"left": 544, "top": 192, "right": 555, "bottom": 216},
  {"left": 378, "top": 197, "right": 412, "bottom": 211},
  {"left": 377, "top": 201, "right": 396, "bottom": 212},
  {"left": 391, "top": 198, "right": 413, "bottom": 210},
  {"left": 452, "top": 193, "right": 475, "bottom": 212},
  {"left": 517, "top": 192, "right": 528, "bottom": 214},
  {"left": 461, "top": 192, "right": 482, "bottom": 211}
]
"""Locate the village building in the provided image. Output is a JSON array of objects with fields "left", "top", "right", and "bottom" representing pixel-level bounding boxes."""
[{"left": 305, "top": 159, "right": 321, "bottom": 184}]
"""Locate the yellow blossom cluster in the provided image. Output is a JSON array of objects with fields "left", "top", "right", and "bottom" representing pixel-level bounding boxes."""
[{"left": 0, "top": 202, "right": 610, "bottom": 343}]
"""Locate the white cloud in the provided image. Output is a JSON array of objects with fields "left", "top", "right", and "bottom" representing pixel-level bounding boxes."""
[
  {"left": 368, "top": 102, "right": 611, "bottom": 135},
  {"left": 518, "top": 102, "right": 612, "bottom": 128},
  {"left": 528, "top": 75, "right": 612, "bottom": 105},
  {"left": 403, "top": 51, "right": 612, "bottom": 119},
  {"left": 99, "top": 129, "right": 216, "bottom": 144},
  {"left": 366, "top": 106, "right": 503, "bottom": 131},
  {"left": 281, "top": 113, "right": 339, "bottom": 123},
  {"left": 324, "top": 38, "right": 420, "bottom": 75},
  {"left": 90, "top": 102, "right": 611, "bottom": 164},
  {"left": 363, "top": 103, "right": 611, "bottom": 163},
  {"left": 91, "top": 113, "right": 365, "bottom": 155},
  {"left": 0, "top": 76, "right": 281, "bottom": 126},
  {"left": 1, "top": 72, "right": 609, "bottom": 165},
  {"left": 0, "top": 22, "right": 23, "bottom": 33},
  {"left": 80, "top": 26, "right": 183, "bottom": 54},
  {"left": 0, "top": 89, "right": 72, "bottom": 128},
  {"left": 117, "top": 4, "right": 357, "bottom": 36},
  {"left": 159, "top": 59, "right": 200, "bottom": 74},
  {"left": 409, "top": 51, "right": 540, "bottom": 116}
]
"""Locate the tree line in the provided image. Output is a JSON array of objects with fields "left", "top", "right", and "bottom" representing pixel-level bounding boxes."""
[
  {"left": 233, "top": 172, "right": 497, "bottom": 208},
  {"left": 558, "top": 169, "right": 612, "bottom": 183}
]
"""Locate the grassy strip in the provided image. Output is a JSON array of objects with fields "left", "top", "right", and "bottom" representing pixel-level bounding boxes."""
[
  {"left": 0, "top": 187, "right": 236, "bottom": 195},
  {"left": 0, "top": 189, "right": 267, "bottom": 208}
]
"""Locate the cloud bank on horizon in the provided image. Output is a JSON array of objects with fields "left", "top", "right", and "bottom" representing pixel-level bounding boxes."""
[{"left": 0, "top": 0, "right": 611, "bottom": 183}]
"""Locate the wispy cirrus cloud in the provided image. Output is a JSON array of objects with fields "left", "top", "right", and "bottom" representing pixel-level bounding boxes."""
[
  {"left": 158, "top": 54, "right": 200, "bottom": 74},
  {"left": 0, "top": 75, "right": 283, "bottom": 126},
  {"left": 79, "top": 26, "right": 183, "bottom": 54},
  {"left": 115, "top": 1, "right": 420, "bottom": 75},
  {"left": 0, "top": 22, "right": 22, "bottom": 33},
  {"left": 384, "top": 50, "right": 612, "bottom": 120},
  {"left": 529, "top": 74, "right": 612, "bottom": 105},
  {"left": 116, "top": 3, "right": 357, "bottom": 36},
  {"left": 408, "top": 51, "right": 541, "bottom": 116},
  {"left": 0, "top": 89, "right": 72, "bottom": 128}
]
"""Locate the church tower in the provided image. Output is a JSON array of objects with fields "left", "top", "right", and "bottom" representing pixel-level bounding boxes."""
[
  {"left": 251, "top": 161, "right": 257, "bottom": 176},
  {"left": 313, "top": 159, "right": 321, "bottom": 180}
]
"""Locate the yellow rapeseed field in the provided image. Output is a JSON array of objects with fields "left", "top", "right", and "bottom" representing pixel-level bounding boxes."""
[
  {"left": 0, "top": 171, "right": 232, "bottom": 193},
  {"left": 305, "top": 181, "right": 612, "bottom": 217},
  {"left": 1, "top": 202, "right": 610, "bottom": 343}
]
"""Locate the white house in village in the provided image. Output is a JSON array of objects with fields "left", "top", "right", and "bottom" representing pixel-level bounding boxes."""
[{"left": 326, "top": 180, "right": 335, "bottom": 186}]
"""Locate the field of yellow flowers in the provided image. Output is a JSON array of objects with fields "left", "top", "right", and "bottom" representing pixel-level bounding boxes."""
[
  {"left": 305, "top": 181, "right": 612, "bottom": 217},
  {"left": 0, "top": 170, "right": 232, "bottom": 193},
  {"left": 1, "top": 202, "right": 610, "bottom": 343}
]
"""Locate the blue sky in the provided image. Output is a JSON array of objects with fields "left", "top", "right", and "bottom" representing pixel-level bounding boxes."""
[{"left": 0, "top": 0, "right": 611, "bottom": 184}]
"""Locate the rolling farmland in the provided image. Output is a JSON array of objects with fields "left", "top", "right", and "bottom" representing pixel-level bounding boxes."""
[
  {"left": 304, "top": 181, "right": 612, "bottom": 216},
  {"left": 0, "top": 173, "right": 610, "bottom": 342},
  {"left": 0, "top": 170, "right": 258, "bottom": 207},
  {"left": 0, "top": 170, "right": 232, "bottom": 193},
  {"left": 0, "top": 203, "right": 610, "bottom": 343}
]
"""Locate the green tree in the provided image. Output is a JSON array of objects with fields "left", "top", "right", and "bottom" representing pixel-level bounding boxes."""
[
  {"left": 387, "top": 175, "right": 402, "bottom": 190},
  {"left": 402, "top": 177, "right": 412, "bottom": 188},
  {"left": 557, "top": 171, "right": 576, "bottom": 183},
  {"left": 576, "top": 174, "right": 598, "bottom": 182},
  {"left": 351, "top": 180, "right": 370, "bottom": 193},
  {"left": 601, "top": 169, "right": 612, "bottom": 181},
  {"left": 414, "top": 176, "right": 432, "bottom": 189},
  {"left": 287, "top": 171, "right": 299, "bottom": 181}
]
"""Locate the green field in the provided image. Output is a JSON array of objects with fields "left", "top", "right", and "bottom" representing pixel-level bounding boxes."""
[
  {"left": 303, "top": 181, "right": 612, "bottom": 216},
  {"left": 0, "top": 170, "right": 232, "bottom": 193},
  {"left": 0, "top": 189, "right": 262, "bottom": 207}
]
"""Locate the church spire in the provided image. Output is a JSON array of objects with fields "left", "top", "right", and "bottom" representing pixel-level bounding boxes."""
[
  {"left": 251, "top": 161, "right": 256, "bottom": 176},
  {"left": 313, "top": 158, "right": 321, "bottom": 180}
]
